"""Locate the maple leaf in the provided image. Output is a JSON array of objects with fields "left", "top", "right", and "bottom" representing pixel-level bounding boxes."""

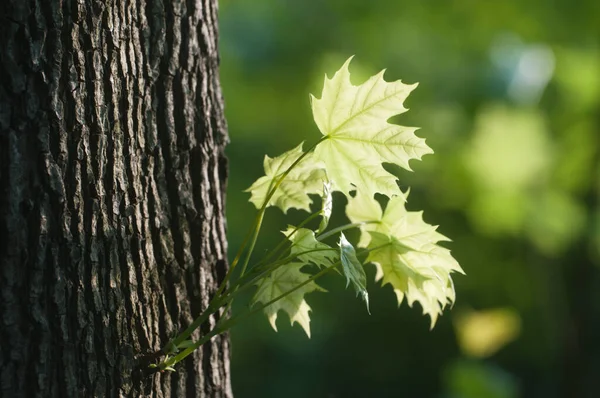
[
  {"left": 346, "top": 191, "right": 463, "bottom": 327},
  {"left": 252, "top": 263, "right": 325, "bottom": 337},
  {"left": 283, "top": 226, "right": 337, "bottom": 268},
  {"left": 246, "top": 143, "right": 326, "bottom": 213},
  {"left": 311, "top": 56, "right": 432, "bottom": 197}
]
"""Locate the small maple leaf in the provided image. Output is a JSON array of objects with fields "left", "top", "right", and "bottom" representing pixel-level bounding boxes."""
[
  {"left": 252, "top": 263, "right": 325, "bottom": 337},
  {"left": 245, "top": 143, "right": 326, "bottom": 213}
]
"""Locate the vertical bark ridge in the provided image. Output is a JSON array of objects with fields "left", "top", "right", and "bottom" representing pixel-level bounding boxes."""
[{"left": 0, "top": 0, "right": 231, "bottom": 397}]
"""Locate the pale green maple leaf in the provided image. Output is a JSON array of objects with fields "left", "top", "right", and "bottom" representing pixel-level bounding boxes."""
[
  {"left": 252, "top": 263, "right": 325, "bottom": 337},
  {"left": 283, "top": 226, "right": 337, "bottom": 268},
  {"left": 347, "top": 191, "right": 463, "bottom": 327},
  {"left": 311, "top": 56, "right": 433, "bottom": 197},
  {"left": 367, "top": 232, "right": 458, "bottom": 328},
  {"left": 246, "top": 143, "right": 326, "bottom": 213}
]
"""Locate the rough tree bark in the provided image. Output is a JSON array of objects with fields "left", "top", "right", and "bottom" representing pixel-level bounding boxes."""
[{"left": 0, "top": 0, "right": 232, "bottom": 397}]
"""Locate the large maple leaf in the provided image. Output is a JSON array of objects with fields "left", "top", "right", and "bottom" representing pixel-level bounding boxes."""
[{"left": 311, "top": 56, "right": 432, "bottom": 197}]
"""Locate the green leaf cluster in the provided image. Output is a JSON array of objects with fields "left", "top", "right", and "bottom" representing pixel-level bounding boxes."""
[{"left": 246, "top": 57, "right": 463, "bottom": 335}]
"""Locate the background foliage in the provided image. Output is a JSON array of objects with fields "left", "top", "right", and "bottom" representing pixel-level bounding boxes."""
[{"left": 219, "top": 0, "right": 600, "bottom": 397}]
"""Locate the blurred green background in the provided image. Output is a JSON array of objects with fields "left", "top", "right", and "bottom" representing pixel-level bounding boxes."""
[{"left": 218, "top": 0, "right": 600, "bottom": 397}]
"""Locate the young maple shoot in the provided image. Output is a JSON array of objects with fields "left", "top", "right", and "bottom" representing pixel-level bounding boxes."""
[{"left": 151, "top": 56, "right": 463, "bottom": 372}]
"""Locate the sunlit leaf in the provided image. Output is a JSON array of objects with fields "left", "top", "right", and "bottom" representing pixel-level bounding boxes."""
[
  {"left": 252, "top": 263, "right": 325, "bottom": 337},
  {"left": 347, "top": 191, "right": 463, "bottom": 327},
  {"left": 311, "top": 56, "right": 432, "bottom": 197},
  {"left": 246, "top": 143, "right": 326, "bottom": 213}
]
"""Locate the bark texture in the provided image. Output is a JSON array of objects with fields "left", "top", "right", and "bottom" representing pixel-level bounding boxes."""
[{"left": 0, "top": 0, "right": 232, "bottom": 397}]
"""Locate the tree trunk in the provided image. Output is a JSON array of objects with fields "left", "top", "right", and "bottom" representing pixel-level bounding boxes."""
[{"left": 0, "top": 0, "right": 232, "bottom": 397}]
